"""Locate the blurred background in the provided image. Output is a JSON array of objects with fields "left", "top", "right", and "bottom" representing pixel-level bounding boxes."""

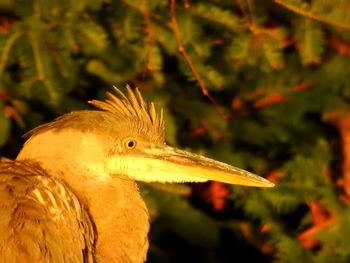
[{"left": 1, "top": 0, "right": 350, "bottom": 262}]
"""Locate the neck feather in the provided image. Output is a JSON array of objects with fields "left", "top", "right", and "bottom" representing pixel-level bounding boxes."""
[{"left": 17, "top": 130, "right": 150, "bottom": 262}]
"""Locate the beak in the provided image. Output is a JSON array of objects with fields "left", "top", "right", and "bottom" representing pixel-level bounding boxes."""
[{"left": 132, "top": 145, "right": 274, "bottom": 187}]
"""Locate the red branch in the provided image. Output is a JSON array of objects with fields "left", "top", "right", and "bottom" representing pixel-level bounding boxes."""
[
  {"left": 328, "top": 113, "right": 350, "bottom": 201},
  {"left": 170, "top": 0, "right": 228, "bottom": 119},
  {"left": 232, "top": 82, "right": 311, "bottom": 109},
  {"left": 297, "top": 201, "right": 334, "bottom": 249}
]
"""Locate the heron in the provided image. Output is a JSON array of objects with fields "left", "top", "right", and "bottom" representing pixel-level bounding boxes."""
[{"left": 0, "top": 86, "right": 274, "bottom": 262}]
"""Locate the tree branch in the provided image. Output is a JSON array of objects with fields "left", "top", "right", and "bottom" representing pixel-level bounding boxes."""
[
  {"left": 275, "top": 0, "right": 350, "bottom": 30},
  {"left": 141, "top": 0, "right": 153, "bottom": 74},
  {"left": 170, "top": 0, "right": 229, "bottom": 119},
  {"left": 0, "top": 32, "right": 21, "bottom": 76}
]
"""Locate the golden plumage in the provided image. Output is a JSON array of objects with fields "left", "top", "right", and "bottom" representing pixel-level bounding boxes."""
[
  {"left": 0, "top": 86, "right": 274, "bottom": 263},
  {"left": 0, "top": 160, "right": 94, "bottom": 263}
]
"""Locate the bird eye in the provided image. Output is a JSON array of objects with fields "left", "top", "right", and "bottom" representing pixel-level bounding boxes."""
[{"left": 125, "top": 139, "right": 137, "bottom": 149}]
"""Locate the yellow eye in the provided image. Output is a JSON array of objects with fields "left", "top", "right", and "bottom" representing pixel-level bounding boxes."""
[{"left": 125, "top": 139, "right": 137, "bottom": 149}]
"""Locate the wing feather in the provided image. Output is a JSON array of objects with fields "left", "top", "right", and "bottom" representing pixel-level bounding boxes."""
[{"left": 0, "top": 160, "right": 95, "bottom": 263}]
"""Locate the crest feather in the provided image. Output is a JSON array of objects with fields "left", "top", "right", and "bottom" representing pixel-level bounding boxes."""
[{"left": 89, "top": 85, "right": 164, "bottom": 132}]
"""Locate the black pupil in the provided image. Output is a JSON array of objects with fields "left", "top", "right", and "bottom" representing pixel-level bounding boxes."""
[{"left": 127, "top": 140, "right": 135, "bottom": 148}]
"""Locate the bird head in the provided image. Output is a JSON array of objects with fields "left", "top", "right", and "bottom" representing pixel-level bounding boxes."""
[{"left": 19, "top": 86, "right": 274, "bottom": 188}]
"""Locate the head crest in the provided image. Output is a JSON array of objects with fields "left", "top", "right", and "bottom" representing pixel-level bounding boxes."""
[{"left": 89, "top": 85, "right": 164, "bottom": 131}]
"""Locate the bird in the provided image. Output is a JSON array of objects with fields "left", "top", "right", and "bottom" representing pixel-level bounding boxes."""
[{"left": 0, "top": 85, "right": 274, "bottom": 263}]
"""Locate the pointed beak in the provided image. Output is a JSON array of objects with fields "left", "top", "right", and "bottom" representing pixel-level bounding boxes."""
[{"left": 136, "top": 145, "right": 274, "bottom": 187}]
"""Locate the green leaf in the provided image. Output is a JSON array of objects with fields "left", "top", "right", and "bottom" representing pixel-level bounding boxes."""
[
  {"left": 261, "top": 28, "right": 286, "bottom": 70},
  {"left": 177, "top": 12, "right": 202, "bottom": 46},
  {"left": 76, "top": 20, "right": 108, "bottom": 54},
  {"left": 191, "top": 3, "right": 241, "bottom": 30},
  {"left": 295, "top": 18, "right": 324, "bottom": 65},
  {"left": 274, "top": 235, "right": 313, "bottom": 263},
  {"left": 163, "top": 108, "right": 177, "bottom": 145},
  {"left": 153, "top": 24, "right": 177, "bottom": 54},
  {"left": 229, "top": 33, "right": 252, "bottom": 62},
  {"left": 144, "top": 189, "right": 220, "bottom": 248},
  {"left": 316, "top": 208, "right": 350, "bottom": 262},
  {"left": 0, "top": 106, "right": 10, "bottom": 146},
  {"left": 148, "top": 45, "right": 163, "bottom": 72},
  {"left": 86, "top": 59, "right": 125, "bottom": 83},
  {"left": 264, "top": 188, "right": 305, "bottom": 214}
]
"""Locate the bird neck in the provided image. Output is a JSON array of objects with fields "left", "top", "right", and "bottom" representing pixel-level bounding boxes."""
[
  {"left": 17, "top": 130, "right": 150, "bottom": 262},
  {"left": 68, "top": 173, "right": 149, "bottom": 263}
]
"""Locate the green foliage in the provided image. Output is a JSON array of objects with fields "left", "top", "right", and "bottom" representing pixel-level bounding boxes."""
[
  {"left": 0, "top": 103, "right": 10, "bottom": 146},
  {"left": 295, "top": 18, "right": 324, "bottom": 65},
  {"left": 142, "top": 186, "right": 220, "bottom": 247},
  {"left": 2, "top": 0, "right": 350, "bottom": 262},
  {"left": 274, "top": 235, "right": 314, "bottom": 263},
  {"left": 191, "top": 3, "right": 241, "bottom": 30},
  {"left": 315, "top": 208, "right": 350, "bottom": 262}
]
